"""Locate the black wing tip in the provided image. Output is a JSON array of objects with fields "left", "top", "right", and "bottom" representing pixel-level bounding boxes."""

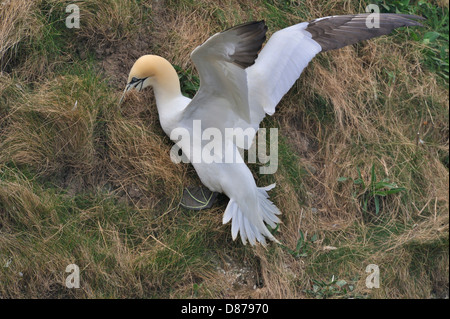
[
  {"left": 222, "top": 20, "right": 267, "bottom": 35},
  {"left": 229, "top": 20, "right": 268, "bottom": 68},
  {"left": 306, "top": 13, "right": 425, "bottom": 52},
  {"left": 377, "top": 13, "right": 426, "bottom": 21},
  {"left": 378, "top": 13, "right": 426, "bottom": 27},
  {"left": 309, "top": 13, "right": 426, "bottom": 26},
  {"left": 245, "top": 20, "right": 267, "bottom": 27}
]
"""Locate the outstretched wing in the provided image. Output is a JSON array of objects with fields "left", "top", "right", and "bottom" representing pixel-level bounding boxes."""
[
  {"left": 183, "top": 21, "right": 267, "bottom": 131},
  {"left": 247, "top": 13, "right": 424, "bottom": 125},
  {"left": 305, "top": 13, "right": 424, "bottom": 51}
]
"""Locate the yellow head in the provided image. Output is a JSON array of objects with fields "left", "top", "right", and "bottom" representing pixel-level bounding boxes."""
[{"left": 119, "top": 55, "right": 180, "bottom": 105}]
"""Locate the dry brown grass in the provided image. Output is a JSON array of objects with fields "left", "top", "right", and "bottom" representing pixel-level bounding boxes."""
[
  {"left": 0, "top": 75, "right": 101, "bottom": 186},
  {"left": 73, "top": 0, "right": 145, "bottom": 47},
  {"left": 0, "top": 0, "right": 448, "bottom": 299},
  {"left": 0, "top": 0, "right": 40, "bottom": 68},
  {"left": 107, "top": 92, "right": 188, "bottom": 206}
]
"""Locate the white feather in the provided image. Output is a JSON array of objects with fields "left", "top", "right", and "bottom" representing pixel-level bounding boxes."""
[
  {"left": 247, "top": 23, "right": 322, "bottom": 118},
  {"left": 178, "top": 22, "right": 322, "bottom": 245},
  {"left": 126, "top": 15, "right": 421, "bottom": 245}
]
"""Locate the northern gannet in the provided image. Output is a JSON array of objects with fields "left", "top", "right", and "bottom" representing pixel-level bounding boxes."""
[{"left": 119, "top": 14, "right": 423, "bottom": 246}]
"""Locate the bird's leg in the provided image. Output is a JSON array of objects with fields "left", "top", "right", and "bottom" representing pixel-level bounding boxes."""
[{"left": 180, "top": 186, "right": 219, "bottom": 210}]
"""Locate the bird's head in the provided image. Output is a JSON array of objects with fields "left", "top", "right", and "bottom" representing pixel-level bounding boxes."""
[{"left": 119, "top": 54, "right": 176, "bottom": 105}]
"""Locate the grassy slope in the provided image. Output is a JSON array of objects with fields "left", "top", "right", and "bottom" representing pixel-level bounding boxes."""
[{"left": 0, "top": 0, "right": 448, "bottom": 298}]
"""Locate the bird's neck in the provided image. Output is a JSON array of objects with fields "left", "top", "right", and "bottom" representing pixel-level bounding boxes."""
[
  {"left": 151, "top": 64, "right": 191, "bottom": 134},
  {"left": 152, "top": 64, "right": 183, "bottom": 109}
]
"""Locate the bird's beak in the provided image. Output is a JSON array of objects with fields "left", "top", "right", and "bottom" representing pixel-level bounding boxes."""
[
  {"left": 119, "top": 83, "right": 132, "bottom": 106},
  {"left": 119, "top": 77, "right": 148, "bottom": 106}
]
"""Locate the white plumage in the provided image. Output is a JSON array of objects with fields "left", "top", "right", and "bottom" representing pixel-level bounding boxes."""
[{"left": 120, "top": 14, "right": 423, "bottom": 245}]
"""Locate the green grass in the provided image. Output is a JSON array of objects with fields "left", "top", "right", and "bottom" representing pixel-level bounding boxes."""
[
  {"left": 280, "top": 230, "right": 317, "bottom": 258},
  {"left": 372, "top": 0, "right": 449, "bottom": 84},
  {"left": 174, "top": 64, "right": 200, "bottom": 98},
  {"left": 338, "top": 164, "right": 407, "bottom": 218},
  {"left": 0, "top": 164, "right": 218, "bottom": 298},
  {"left": 0, "top": 0, "right": 448, "bottom": 299},
  {"left": 304, "top": 275, "right": 362, "bottom": 299}
]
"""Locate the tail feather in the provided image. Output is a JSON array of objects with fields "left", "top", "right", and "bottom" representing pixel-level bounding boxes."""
[
  {"left": 237, "top": 210, "right": 248, "bottom": 245},
  {"left": 230, "top": 200, "right": 240, "bottom": 240},
  {"left": 244, "top": 217, "right": 256, "bottom": 246},
  {"left": 222, "top": 199, "right": 237, "bottom": 224},
  {"left": 259, "top": 192, "right": 281, "bottom": 227},
  {"left": 222, "top": 183, "right": 281, "bottom": 246}
]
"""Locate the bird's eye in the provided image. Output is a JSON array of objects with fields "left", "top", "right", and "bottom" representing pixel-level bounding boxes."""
[{"left": 130, "top": 77, "right": 139, "bottom": 83}]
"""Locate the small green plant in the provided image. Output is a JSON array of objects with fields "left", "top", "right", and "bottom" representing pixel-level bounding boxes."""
[
  {"left": 338, "top": 164, "right": 406, "bottom": 217},
  {"left": 372, "top": 0, "right": 449, "bottom": 84},
  {"left": 174, "top": 65, "right": 200, "bottom": 98},
  {"left": 192, "top": 283, "right": 202, "bottom": 297},
  {"left": 304, "top": 276, "right": 357, "bottom": 299},
  {"left": 268, "top": 223, "right": 280, "bottom": 236},
  {"left": 280, "top": 230, "right": 317, "bottom": 258}
]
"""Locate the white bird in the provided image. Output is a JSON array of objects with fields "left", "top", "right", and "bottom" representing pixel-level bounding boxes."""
[{"left": 119, "top": 14, "right": 423, "bottom": 246}]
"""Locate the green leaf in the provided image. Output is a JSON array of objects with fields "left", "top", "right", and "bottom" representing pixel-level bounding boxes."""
[
  {"left": 363, "top": 199, "right": 368, "bottom": 213},
  {"left": 370, "top": 164, "right": 376, "bottom": 184},
  {"left": 337, "top": 176, "right": 349, "bottom": 182},
  {"left": 296, "top": 230, "right": 305, "bottom": 249},
  {"left": 383, "top": 188, "right": 407, "bottom": 195},
  {"left": 336, "top": 279, "right": 347, "bottom": 287},
  {"left": 423, "top": 31, "right": 441, "bottom": 44},
  {"left": 374, "top": 181, "right": 398, "bottom": 189},
  {"left": 375, "top": 196, "right": 380, "bottom": 215}
]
